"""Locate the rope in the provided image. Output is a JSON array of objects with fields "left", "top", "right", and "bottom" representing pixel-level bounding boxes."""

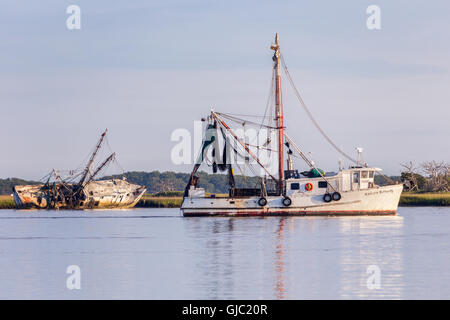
[
  {"left": 105, "top": 135, "right": 126, "bottom": 176},
  {"left": 216, "top": 113, "right": 276, "bottom": 129},
  {"left": 260, "top": 67, "right": 276, "bottom": 131},
  {"left": 280, "top": 54, "right": 396, "bottom": 185}
]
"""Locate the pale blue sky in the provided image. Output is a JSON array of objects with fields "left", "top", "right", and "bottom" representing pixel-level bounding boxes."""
[{"left": 1, "top": 0, "right": 449, "bottom": 179}]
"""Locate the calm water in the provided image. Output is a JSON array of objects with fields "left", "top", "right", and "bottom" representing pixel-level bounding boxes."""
[{"left": 0, "top": 207, "right": 449, "bottom": 299}]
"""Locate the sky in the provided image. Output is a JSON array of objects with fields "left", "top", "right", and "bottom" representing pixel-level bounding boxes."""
[{"left": 0, "top": 0, "right": 449, "bottom": 180}]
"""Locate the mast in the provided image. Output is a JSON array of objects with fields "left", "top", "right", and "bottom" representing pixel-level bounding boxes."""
[
  {"left": 78, "top": 129, "right": 108, "bottom": 187},
  {"left": 85, "top": 153, "right": 116, "bottom": 185},
  {"left": 271, "top": 34, "right": 284, "bottom": 193}
]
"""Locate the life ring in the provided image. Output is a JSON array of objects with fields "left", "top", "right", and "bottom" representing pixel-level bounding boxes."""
[
  {"left": 258, "top": 197, "right": 267, "bottom": 206},
  {"left": 323, "top": 193, "right": 332, "bottom": 203},
  {"left": 305, "top": 183, "right": 314, "bottom": 191},
  {"left": 332, "top": 192, "right": 341, "bottom": 201},
  {"left": 282, "top": 197, "right": 292, "bottom": 207}
]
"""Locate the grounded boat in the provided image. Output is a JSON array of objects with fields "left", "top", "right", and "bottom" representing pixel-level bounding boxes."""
[
  {"left": 13, "top": 130, "right": 146, "bottom": 209},
  {"left": 181, "top": 34, "right": 402, "bottom": 217}
]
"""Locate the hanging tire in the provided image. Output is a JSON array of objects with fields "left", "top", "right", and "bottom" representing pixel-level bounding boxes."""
[
  {"left": 282, "top": 197, "right": 292, "bottom": 207},
  {"left": 332, "top": 192, "right": 341, "bottom": 201},
  {"left": 323, "top": 193, "right": 332, "bottom": 203},
  {"left": 258, "top": 197, "right": 267, "bottom": 207}
]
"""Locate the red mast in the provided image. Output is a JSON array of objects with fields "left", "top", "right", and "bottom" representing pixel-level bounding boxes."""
[{"left": 271, "top": 34, "right": 284, "bottom": 194}]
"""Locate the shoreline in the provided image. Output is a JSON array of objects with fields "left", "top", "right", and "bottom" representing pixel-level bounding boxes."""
[{"left": 1, "top": 193, "right": 449, "bottom": 209}]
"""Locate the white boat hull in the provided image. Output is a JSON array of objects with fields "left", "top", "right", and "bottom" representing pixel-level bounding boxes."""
[{"left": 181, "top": 184, "right": 403, "bottom": 216}]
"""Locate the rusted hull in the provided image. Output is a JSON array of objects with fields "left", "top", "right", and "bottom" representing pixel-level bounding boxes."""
[{"left": 13, "top": 179, "right": 146, "bottom": 210}]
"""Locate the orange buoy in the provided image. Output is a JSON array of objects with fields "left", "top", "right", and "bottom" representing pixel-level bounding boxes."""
[{"left": 305, "top": 183, "right": 313, "bottom": 191}]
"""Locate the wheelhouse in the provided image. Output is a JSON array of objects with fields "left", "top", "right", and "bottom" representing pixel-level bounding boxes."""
[{"left": 285, "top": 167, "right": 381, "bottom": 197}]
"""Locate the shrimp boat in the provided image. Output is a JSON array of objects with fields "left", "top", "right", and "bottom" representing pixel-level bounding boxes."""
[
  {"left": 181, "top": 34, "right": 403, "bottom": 217},
  {"left": 13, "top": 129, "right": 146, "bottom": 209}
]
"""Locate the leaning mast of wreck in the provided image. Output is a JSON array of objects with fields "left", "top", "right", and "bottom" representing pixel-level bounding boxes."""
[
  {"left": 84, "top": 152, "right": 116, "bottom": 185},
  {"left": 78, "top": 129, "right": 108, "bottom": 188}
]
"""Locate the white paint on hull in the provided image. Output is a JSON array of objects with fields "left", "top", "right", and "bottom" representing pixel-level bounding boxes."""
[{"left": 181, "top": 184, "right": 403, "bottom": 216}]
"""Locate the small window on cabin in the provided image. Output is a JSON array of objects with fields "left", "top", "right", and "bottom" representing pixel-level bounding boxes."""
[
  {"left": 291, "top": 183, "right": 300, "bottom": 190},
  {"left": 318, "top": 181, "right": 327, "bottom": 188},
  {"left": 353, "top": 173, "right": 359, "bottom": 183},
  {"left": 361, "top": 171, "right": 368, "bottom": 178},
  {"left": 369, "top": 171, "right": 374, "bottom": 178}
]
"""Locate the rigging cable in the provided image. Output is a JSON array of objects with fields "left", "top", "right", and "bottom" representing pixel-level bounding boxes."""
[
  {"left": 260, "top": 67, "right": 276, "bottom": 131},
  {"left": 281, "top": 54, "right": 395, "bottom": 185},
  {"left": 216, "top": 113, "right": 276, "bottom": 129},
  {"left": 105, "top": 135, "right": 126, "bottom": 176},
  {"left": 215, "top": 67, "right": 277, "bottom": 156},
  {"left": 280, "top": 54, "right": 358, "bottom": 165}
]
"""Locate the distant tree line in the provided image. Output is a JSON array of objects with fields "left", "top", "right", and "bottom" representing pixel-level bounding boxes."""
[
  {"left": 0, "top": 171, "right": 261, "bottom": 195},
  {"left": 102, "top": 171, "right": 261, "bottom": 194},
  {"left": 401, "top": 161, "right": 449, "bottom": 192},
  {"left": 102, "top": 171, "right": 402, "bottom": 194},
  {"left": 0, "top": 178, "right": 40, "bottom": 195},
  {"left": 2, "top": 162, "right": 447, "bottom": 196},
  {"left": 374, "top": 175, "right": 401, "bottom": 186}
]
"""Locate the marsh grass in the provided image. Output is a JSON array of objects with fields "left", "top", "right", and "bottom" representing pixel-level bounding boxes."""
[
  {"left": 152, "top": 191, "right": 184, "bottom": 197},
  {"left": 135, "top": 192, "right": 230, "bottom": 208},
  {"left": 136, "top": 195, "right": 183, "bottom": 208},
  {"left": 399, "top": 192, "right": 450, "bottom": 206},
  {"left": 0, "top": 195, "right": 16, "bottom": 209},
  {"left": 138, "top": 192, "right": 450, "bottom": 208},
  {"left": 2, "top": 193, "right": 449, "bottom": 209}
]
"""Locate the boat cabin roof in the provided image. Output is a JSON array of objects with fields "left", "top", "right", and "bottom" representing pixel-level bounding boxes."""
[
  {"left": 285, "top": 167, "right": 381, "bottom": 182},
  {"left": 341, "top": 167, "right": 382, "bottom": 173}
]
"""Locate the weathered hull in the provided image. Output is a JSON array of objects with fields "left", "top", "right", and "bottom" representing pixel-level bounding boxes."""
[
  {"left": 13, "top": 179, "right": 146, "bottom": 210},
  {"left": 181, "top": 184, "right": 403, "bottom": 217},
  {"left": 80, "top": 180, "right": 146, "bottom": 209}
]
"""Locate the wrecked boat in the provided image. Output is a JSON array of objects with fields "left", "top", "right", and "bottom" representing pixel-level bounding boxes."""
[{"left": 13, "top": 130, "right": 146, "bottom": 209}]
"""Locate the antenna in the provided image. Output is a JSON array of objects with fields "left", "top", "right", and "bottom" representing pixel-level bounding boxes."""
[{"left": 356, "top": 147, "right": 364, "bottom": 166}]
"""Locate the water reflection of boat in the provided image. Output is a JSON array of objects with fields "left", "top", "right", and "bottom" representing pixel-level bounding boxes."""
[
  {"left": 274, "top": 218, "right": 286, "bottom": 299},
  {"left": 337, "top": 216, "right": 404, "bottom": 299}
]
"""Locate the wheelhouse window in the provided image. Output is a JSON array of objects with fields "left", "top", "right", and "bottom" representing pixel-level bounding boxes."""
[
  {"left": 369, "top": 171, "right": 374, "bottom": 178},
  {"left": 290, "top": 183, "right": 300, "bottom": 190},
  {"left": 318, "top": 181, "right": 327, "bottom": 188},
  {"left": 361, "top": 171, "right": 368, "bottom": 178},
  {"left": 353, "top": 172, "right": 359, "bottom": 183}
]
